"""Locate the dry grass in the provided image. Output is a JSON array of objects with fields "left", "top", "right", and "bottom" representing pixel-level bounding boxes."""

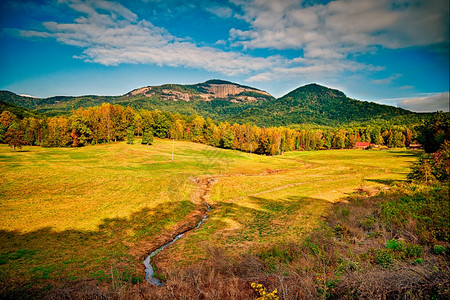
[{"left": 0, "top": 141, "right": 422, "bottom": 298}]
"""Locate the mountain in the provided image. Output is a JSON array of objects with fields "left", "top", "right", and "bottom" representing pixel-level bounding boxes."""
[
  {"left": 126, "top": 79, "right": 274, "bottom": 103},
  {"left": 0, "top": 80, "right": 413, "bottom": 126},
  {"left": 0, "top": 100, "right": 42, "bottom": 119},
  {"left": 256, "top": 84, "right": 412, "bottom": 125}
]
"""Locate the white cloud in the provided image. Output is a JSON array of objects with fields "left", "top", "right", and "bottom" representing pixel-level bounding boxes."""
[
  {"left": 397, "top": 92, "right": 450, "bottom": 112},
  {"left": 16, "top": 0, "right": 281, "bottom": 76},
  {"left": 206, "top": 5, "right": 233, "bottom": 18},
  {"left": 372, "top": 73, "right": 402, "bottom": 85},
  {"left": 230, "top": 0, "right": 449, "bottom": 65}
]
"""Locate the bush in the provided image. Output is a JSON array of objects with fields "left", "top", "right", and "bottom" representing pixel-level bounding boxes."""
[
  {"left": 251, "top": 283, "right": 279, "bottom": 300},
  {"left": 404, "top": 244, "right": 423, "bottom": 258},
  {"left": 375, "top": 249, "right": 394, "bottom": 268},
  {"left": 380, "top": 185, "right": 449, "bottom": 245},
  {"left": 386, "top": 239, "right": 404, "bottom": 252},
  {"left": 360, "top": 216, "right": 376, "bottom": 230},
  {"left": 433, "top": 245, "right": 446, "bottom": 255}
]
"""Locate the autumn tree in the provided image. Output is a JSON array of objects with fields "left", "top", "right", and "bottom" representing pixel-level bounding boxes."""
[
  {"left": 417, "top": 112, "right": 450, "bottom": 153},
  {"left": 333, "top": 129, "right": 346, "bottom": 149},
  {"left": 3, "top": 123, "right": 25, "bottom": 151},
  {"left": 134, "top": 114, "right": 143, "bottom": 136},
  {"left": 71, "top": 129, "right": 80, "bottom": 147},
  {"left": 0, "top": 111, "right": 17, "bottom": 128},
  {"left": 99, "top": 103, "right": 113, "bottom": 142}
]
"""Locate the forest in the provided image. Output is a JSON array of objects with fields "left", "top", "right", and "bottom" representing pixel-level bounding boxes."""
[{"left": 2, "top": 102, "right": 448, "bottom": 155}]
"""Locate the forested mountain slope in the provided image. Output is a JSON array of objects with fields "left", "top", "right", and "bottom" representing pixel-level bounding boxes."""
[{"left": 0, "top": 81, "right": 413, "bottom": 126}]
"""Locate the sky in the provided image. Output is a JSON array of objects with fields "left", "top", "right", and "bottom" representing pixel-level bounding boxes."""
[{"left": 0, "top": 0, "right": 448, "bottom": 112}]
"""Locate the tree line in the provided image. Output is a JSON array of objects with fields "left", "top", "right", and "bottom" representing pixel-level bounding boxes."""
[{"left": 0, "top": 103, "right": 448, "bottom": 154}]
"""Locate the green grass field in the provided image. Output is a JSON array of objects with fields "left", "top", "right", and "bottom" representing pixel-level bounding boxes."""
[{"left": 0, "top": 139, "right": 419, "bottom": 292}]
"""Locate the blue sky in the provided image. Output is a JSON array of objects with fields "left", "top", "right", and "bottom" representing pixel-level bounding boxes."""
[{"left": 0, "top": 0, "right": 448, "bottom": 112}]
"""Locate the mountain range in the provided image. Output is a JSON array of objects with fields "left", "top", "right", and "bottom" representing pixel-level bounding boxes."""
[{"left": 0, "top": 80, "right": 416, "bottom": 126}]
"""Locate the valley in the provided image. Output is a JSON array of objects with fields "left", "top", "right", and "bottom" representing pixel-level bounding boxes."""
[
  {"left": 0, "top": 81, "right": 448, "bottom": 299},
  {"left": 0, "top": 139, "right": 421, "bottom": 298}
]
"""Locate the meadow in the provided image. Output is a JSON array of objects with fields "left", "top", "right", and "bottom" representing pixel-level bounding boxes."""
[{"left": 0, "top": 139, "right": 419, "bottom": 297}]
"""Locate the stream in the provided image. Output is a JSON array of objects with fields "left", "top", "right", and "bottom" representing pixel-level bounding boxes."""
[{"left": 143, "top": 201, "right": 211, "bottom": 286}]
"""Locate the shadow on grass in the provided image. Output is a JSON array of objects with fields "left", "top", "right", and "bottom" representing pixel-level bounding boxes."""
[
  {"left": 388, "top": 150, "right": 423, "bottom": 157},
  {"left": 0, "top": 200, "right": 195, "bottom": 298},
  {"left": 192, "top": 195, "right": 330, "bottom": 249},
  {"left": 366, "top": 178, "right": 401, "bottom": 185}
]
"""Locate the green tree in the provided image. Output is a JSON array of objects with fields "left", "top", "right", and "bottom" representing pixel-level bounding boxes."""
[
  {"left": 333, "top": 129, "right": 346, "bottom": 149},
  {"left": 0, "top": 124, "right": 6, "bottom": 142},
  {"left": 222, "top": 130, "right": 235, "bottom": 149},
  {"left": 432, "top": 140, "right": 450, "bottom": 182},
  {"left": 127, "top": 126, "right": 135, "bottom": 144},
  {"left": 142, "top": 129, "right": 154, "bottom": 145},
  {"left": 408, "top": 157, "right": 436, "bottom": 183},
  {"left": 418, "top": 112, "right": 450, "bottom": 153},
  {"left": 153, "top": 112, "right": 173, "bottom": 138},
  {"left": 323, "top": 131, "right": 332, "bottom": 149}
]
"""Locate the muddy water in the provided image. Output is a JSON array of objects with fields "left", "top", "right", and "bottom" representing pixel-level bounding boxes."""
[{"left": 143, "top": 202, "right": 211, "bottom": 286}]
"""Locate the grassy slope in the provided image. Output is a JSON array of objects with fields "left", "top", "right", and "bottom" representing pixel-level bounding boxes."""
[
  {"left": 159, "top": 149, "right": 418, "bottom": 267},
  {"left": 0, "top": 141, "right": 419, "bottom": 295}
]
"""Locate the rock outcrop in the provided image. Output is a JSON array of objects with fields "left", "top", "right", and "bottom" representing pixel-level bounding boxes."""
[{"left": 126, "top": 80, "right": 273, "bottom": 102}]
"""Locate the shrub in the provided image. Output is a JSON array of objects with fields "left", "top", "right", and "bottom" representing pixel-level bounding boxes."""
[
  {"left": 360, "top": 216, "right": 376, "bottom": 230},
  {"left": 333, "top": 224, "right": 349, "bottom": 238},
  {"left": 380, "top": 185, "right": 449, "bottom": 245},
  {"left": 341, "top": 208, "right": 350, "bottom": 217},
  {"left": 386, "top": 239, "right": 404, "bottom": 252},
  {"left": 404, "top": 244, "right": 423, "bottom": 258},
  {"left": 251, "top": 282, "right": 279, "bottom": 300},
  {"left": 433, "top": 245, "right": 446, "bottom": 255},
  {"left": 375, "top": 249, "right": 394, "bottom": 268}
]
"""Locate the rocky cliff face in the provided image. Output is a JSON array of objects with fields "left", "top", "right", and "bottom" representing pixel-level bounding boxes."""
[
  {"left": 128, "top": 87, "right": 152, "bottom": 96},
  {"left": 126, "top": 80, "right": 273, "bottom": 102}
]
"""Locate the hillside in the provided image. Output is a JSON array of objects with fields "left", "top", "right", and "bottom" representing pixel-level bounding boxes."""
[
  {"left": 0, "top": 81, "right": 413, "bottom": 126},
  {"left": 262, "top": 84, "right": 412, "bottom": 125},
  {"left": 0, "top": 100, "right": 42, "bottom": 119}
]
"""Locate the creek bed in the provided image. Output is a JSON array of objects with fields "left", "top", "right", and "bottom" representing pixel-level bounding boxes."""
[{"left": 143, "top": 202, "right": 211, "bottom": 286}]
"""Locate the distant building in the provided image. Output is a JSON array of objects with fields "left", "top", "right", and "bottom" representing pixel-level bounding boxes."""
[
  {"left": 409, "top": 144, "right": 423, "bottom": 149},
  {"left": 354, "top": 142, "right": 375, "bottom": 150}
]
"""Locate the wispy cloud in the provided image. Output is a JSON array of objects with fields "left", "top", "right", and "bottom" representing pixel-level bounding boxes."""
[
  {"left": 372, "top": 73, "right": 402, "bottom": 85},
  {"left": 395, "top": 92, "right": 450, "bottom": 112},
  {"left": 12, "top": 0, "right": 281, "bottom": 76},
  {"left": 206, "top": 5, "right": 234, "bottom": 18}
]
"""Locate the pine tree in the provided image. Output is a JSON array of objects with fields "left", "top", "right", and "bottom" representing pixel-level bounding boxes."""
[{"left": 127, "top": 126, "right": 134, "bottom": 145}]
